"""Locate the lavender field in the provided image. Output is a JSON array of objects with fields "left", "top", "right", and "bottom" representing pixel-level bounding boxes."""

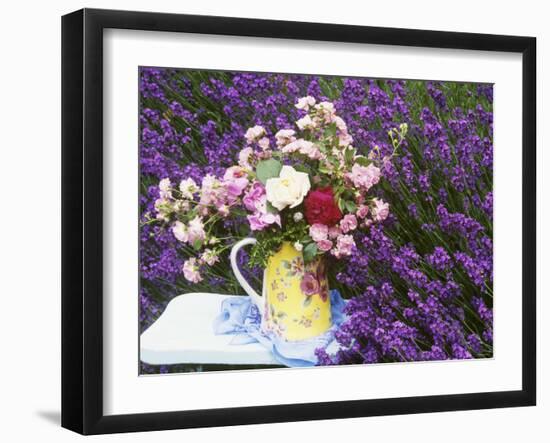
[{"left": 139, "top": 67, "right": 493, "bottom": 373}]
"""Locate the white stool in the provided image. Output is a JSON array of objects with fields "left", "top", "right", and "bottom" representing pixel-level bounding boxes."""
[{"left": 140, "top": 292, "right": 279, "bottom": 366}]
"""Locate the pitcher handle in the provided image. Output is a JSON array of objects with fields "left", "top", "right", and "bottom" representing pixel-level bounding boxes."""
[{"left": 230, "top": 237, "right": 263, "bottom": 310}]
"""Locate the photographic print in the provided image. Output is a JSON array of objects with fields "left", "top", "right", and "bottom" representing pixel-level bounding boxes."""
[{"left": 139, "top": 68, "right": 493, "bottom": 374}]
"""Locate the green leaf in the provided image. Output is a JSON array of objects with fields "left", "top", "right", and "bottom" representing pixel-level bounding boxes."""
[
  {"left": 293, "top": 163, "right": 310, "bottom": 174},
  {"left": 344, "top": 147, "right": 356, "bottom": 164},
  {"left": 337, "top": 197, "right": 346, "bottom": 212},
  {"left": 345, "top": 200, "right": 357, "bottom": 213},
  {"left": 256, "top": 159, "right": 282, "bottom": 184},
  {"left": 303, "top": 243, "right": 318, "bottom": 263},
  {"left": 282, "top": 260, "right": 291, "bottom": 269},
  {"left": 354, "top": 156, "right": 371, "bottom": 167},
  {"left": 193, "top": 239, "right": 203, "bottom": 250},
  {"left": 323, "top": 123, "right": 337, "bottom": 138},
  {"left": 303, "top": 296, "right": 313, "bottom": 307},
  {"left": 265, "top": 201, "right": 278, "bottom": 214}
]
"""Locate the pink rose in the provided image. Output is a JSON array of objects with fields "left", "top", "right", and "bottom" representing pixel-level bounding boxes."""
[
  {"left": 328, "top": 225, "right": 342, "bottom": 239},
  {"left": 332, "top": 234, "right": 355, "bottom": 258},
  {"left": 317, "top": 239, "right": 333, "bottom": 252},
  {"left": 347, "top": 163, "right": 381, "bottom": 191},
  {"left": 309, "top": 223, "right": 328, "bottom": 242},
  {"left": 372, "top": 198, "right": 390, "bottom": 222},
  {"left": 356, "top": 205, "right": 369, "bottom": 219},
  {"left": 340, "top": 214, "right": 358, "bottom": 233}
]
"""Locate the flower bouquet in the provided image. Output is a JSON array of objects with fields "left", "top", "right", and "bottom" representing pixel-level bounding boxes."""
[{"left": 151, "top": 96, "right": 407, "bottom": 341}]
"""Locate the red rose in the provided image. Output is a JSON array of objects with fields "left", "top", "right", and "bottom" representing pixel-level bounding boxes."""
[{"left": 304, "top": 187, "right": 342, "bottom": 226}]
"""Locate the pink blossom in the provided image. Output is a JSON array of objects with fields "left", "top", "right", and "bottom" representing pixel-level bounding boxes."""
[
  {"left": 244, "top": 125, "right": 265, "bottom": 143},
  {"left": 172, "top": 221, "right": 188, "bottom": 243},
  {"left": 243, "top": 181, "right": 266, "bottom": 212},
  {"left": 243, "top": 181, "right": 281, "bottom": 231},
  {"left": 372, "top": 198, "right": 390, "bottom": 222},
  {"left": 179, "top": 178, "right": 197, "bottom": 199},
  {"left": 347, "top": 163, "right": 381, "bottom": 191},
  {"left": 238, "top": 147, "right": 254, "bottom": 169},
  {"left": 158, "top": 178, "right": 173, "bottom": 200},
  {"left": 182, "top": 258, "right": 202, "bottom": 283},
  {"left": 223, "top": 166, "right": 249, "bottom": 197},
  {"left": 356, "top": 205, "right": 369, "bottom": 219},
  {"left": 199, "top": 174, "right": 226, "bottom": 207},
  {"left": 282, "top": 139, "right": 321, "bottom": 159},
  {"left": 296, "top": 115, "right": 315, "bottom": 130},
  {"left": 257, "top": 137, "right": 270, "bottom": 151},
  {"left": 328, "top": 225, "right": 342, "bottom": 239},
  {"left": 332, "top": 234, "right": 355, "bottom": 258},
  {"left": 333, "top": 116, "right": 353, "bottom": 147},
  {"left": 316, "top": 239, "right": 333, "bottom": 252},
  {"left": 333, "top": 116, "right": 348, "bottom": 133},
  {"left": 247, "top": 212, "right": 281, "bottom": 231},
  {"left": 309, "top": 223, "right": 329, "bottom": 242},
  {"left": 295, "top": 96, "right": 316, "bottom": 111},
  {"left": 340, "top": 214, "right": 358, "bottom": 233},
  {"left": 217, "top": 204, "right": 230, "bottom": 217},
  {"left": 200, "top": 249, "right": 219, "bottom": 266},
  {"left": 299, "top": 142, "right": 322, "bottom": 160},
  {"left": 275, "top": 129, "right": 296, "bottom": 147},
  {"left": 187, "top": 216, "right": 206, "bottom": 245},
  {"left": 338, "top": 132, "right": 353, "bottom": 147},
  {"left": 314, "top": 101, "right": 336, "bottom": 123}
]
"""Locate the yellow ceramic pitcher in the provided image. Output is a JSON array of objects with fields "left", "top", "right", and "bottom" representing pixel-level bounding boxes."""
[{"left": 230, "top": 238, "right": 332, "bottom": 341}]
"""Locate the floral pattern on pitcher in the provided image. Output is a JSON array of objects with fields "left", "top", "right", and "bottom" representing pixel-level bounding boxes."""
[{"left": 262, "top": 242, "right": 332, "bottom": 341}]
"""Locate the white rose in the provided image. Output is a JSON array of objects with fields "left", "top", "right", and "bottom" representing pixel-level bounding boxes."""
[{"left": 265, "top": 165, "right": 311, "bottom": 211}]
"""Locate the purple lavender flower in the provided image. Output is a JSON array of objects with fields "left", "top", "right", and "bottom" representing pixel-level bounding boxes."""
[{"left": 138, "top": 68, "right": 493, "bottom": 373}]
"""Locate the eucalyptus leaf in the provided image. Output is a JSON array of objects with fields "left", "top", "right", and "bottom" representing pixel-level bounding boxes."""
[{"left": 256, "top": 159, "right": 282, "bottom": 184}]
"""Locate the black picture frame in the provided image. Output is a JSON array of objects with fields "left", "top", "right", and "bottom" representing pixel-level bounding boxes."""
[{"left": 62, "top": 8, "right": 536, "bottom": 435}]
